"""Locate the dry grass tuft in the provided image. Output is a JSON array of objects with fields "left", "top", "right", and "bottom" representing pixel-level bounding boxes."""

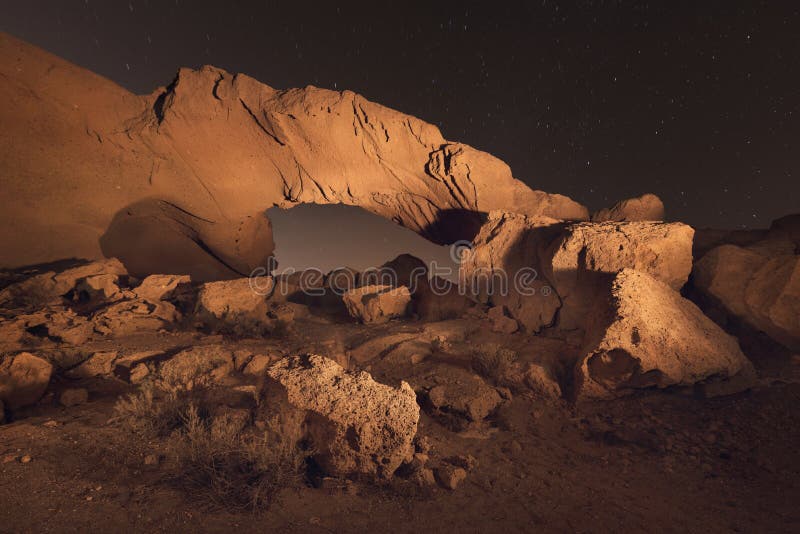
[{"left": 113, "top": 385, "right": 306, "bottom": 510}]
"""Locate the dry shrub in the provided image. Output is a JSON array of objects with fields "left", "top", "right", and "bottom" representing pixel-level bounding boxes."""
[
  {"left": 169, "top": 404, "right": 305, "bottom": 511},
  {"left": 113, "top": 385, "right": 306, "bottom": 510}
]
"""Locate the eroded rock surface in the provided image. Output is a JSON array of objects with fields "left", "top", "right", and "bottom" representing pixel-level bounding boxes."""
[
  {"left": 575, "top": 269, "right": 754, "bottom": 400},
  {"left": 693, "top": 244, "right": 800, "bottom": 350},
  {"left": 266, "top": 354, "right": 419, "bottom": 478},
  {"left": 0, "top": 352, "right": 53, "bottom": 410},
  {"left": 591, "top": 193, "right": 665, "bottom": 222},
  {"left": 342, "top": 285, "right": 411, "bottom": 324},
  {"left": 0, "top": 33, "right": 587, "bottom": 279}
]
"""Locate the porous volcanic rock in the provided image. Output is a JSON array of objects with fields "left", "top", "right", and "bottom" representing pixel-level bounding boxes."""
[
  {"left": 266, "top": 354, "right": 419, "bottom": 478},
  {"left": 342, "top": 285, "right": 412, "bottom": 324},
  {"left": 693, "top": 244, "right": 800, "bottom": 350},
  {"left": 0, "top": 33, "right": 587, "bottom": 279},
  {"left": 0, "top": 352, "right": 53, "bottom": 410},
  {"left": 574, "top": 269, "right": 754, "bottom": 400},
  {"left": 158, "top": 345, "right": 235, "bottom": 391},
  {"left": 591, "top": 193, "right": 665, "bottom": 222},
  {"left": 194, "top": 276, "right": 274, "bottom": 328}
]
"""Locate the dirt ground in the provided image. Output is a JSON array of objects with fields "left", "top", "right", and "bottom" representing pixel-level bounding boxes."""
[{"left": 2, "top": 315, "right": 799, "bottom": 534}]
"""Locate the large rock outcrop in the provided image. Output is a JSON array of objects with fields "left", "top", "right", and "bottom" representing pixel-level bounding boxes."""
[
  {"left": 266, "top": 354, "right": 419, "bottom": 478},
  {"left": 460, "top": 211, "right": 694, "bottom": 332},
  {"left": 693, "top": 244, "right": 800, "bottom": 350},
  {"left": 0, "top": 32, "right": 587, "bottom": 280},
  {"left": 548, "top": 221, "right": 694, "bottom": 330},
  {"left": 575, "top": 269, "right": 754, "bottom": 400}
]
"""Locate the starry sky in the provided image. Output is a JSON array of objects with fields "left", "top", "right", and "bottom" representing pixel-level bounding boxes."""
[{"left": 2, "top": 0, "right": 798, "bottom": 238}]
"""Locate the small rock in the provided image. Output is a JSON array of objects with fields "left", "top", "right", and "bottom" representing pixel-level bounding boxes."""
[
  {"left": 20, "top": 455, "right": 32, "bottom": 464},
  {"left": 43, "top": 419, "right": 61, "bottom": 428},
  {"left": 411, "top": 467, "right": 437, "bottom": 487},
  {"left": 60, "top": 388, "right": 89, "bottom": 407},
  {"left": 129, "top": 363, "right": 150, "bottom": 384},
  {"left": 434, "top": 465, "right": 467, "bottom": 490},
  {"left": 2, "top": 454, "right": 18, "bottom": 464},
  {"left": 143, "top": 454, "right": 159, "bottom": 466},
  {"left": 444, "top": 454, "right": 478, "bottom": 471}
]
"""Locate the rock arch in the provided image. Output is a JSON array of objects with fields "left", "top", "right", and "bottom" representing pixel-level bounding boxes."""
[{"left": 0, "top": 33, "right": 587, "bottom": 279}]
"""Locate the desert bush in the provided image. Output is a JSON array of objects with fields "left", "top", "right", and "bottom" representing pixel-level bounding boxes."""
[
  {"left": 168, "top": 404, "right": 305, "bottom": 510},
  {"left": 114, "top": 384, "right": 306, "bottom": 510}
]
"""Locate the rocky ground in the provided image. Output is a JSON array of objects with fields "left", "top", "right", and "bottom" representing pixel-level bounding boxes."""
[{"left": 0, "top": 257, "right": 798, "bottom": 533}]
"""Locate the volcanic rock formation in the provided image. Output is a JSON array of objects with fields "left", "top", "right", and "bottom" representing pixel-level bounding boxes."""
[{"left": 0, "top": 32, "right": 587, "bottom": 280}]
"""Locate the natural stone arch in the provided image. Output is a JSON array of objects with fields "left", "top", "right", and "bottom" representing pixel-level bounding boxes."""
[{"left": 0, "top": 33, "right": 588, "bottom": 279}]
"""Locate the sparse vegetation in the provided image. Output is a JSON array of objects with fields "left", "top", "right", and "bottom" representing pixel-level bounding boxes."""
[{"left": 113, "top": 385, "right": 306, "bottom": 510}]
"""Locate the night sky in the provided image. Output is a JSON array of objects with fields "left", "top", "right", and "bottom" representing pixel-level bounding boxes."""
[{"left": 2, "top": 1, "right": 798, "bottom": 238}]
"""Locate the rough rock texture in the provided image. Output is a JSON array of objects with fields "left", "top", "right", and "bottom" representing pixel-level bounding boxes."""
[
  {"left": 591, "top": 193, "right": 665, "bottom": 222},
  {"left": 133, "top": 274, "right": 192, "bottom": 303},
  {"left": 66, "top": 351, "right": 117, "bottom": 378},
  {"left": 0, "top": 33, "right": 587, "bottom": 280},
  {"left": 194, "top": 276, "right": 274, "bottom": 327},
  {"left": 693, "top": 244, "right": 800, "bottom": 350},
  {"left": 460, "top": 211, "right": 564, "bottom": 332},
  {"left": 342, "top": 285, "right": 412, "bottom": 324},
  {"left": 414, "top": 366, "right": 503, "bottom": 431},
  {"left": 0, "top": 352, "right": 53, "bottom": 410},
  {"left": 548, "top": 221, "right": 694, "bottom": 330},
  {"left": 266, "top": 354, "right": 419, "bottom": 478},
  {"left": 158, "top": 345, "right": 235, "bottom": 390},
  {"left": 575, "top": 269, "right": 754, "bottom": 400},
  {"left": 0, "top": 259, "right": 126, "bottom": 310}
]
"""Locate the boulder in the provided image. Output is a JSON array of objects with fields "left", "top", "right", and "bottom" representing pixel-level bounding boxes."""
[
  {"left": 0, "top": 352, "right": 53, "bottom": 409},
  {"left": 66, "top": 351, "right": 118, "bottom": 378},
  {"left": 548, "top": 221, "right": 694, "bottom": 330},
  {"left": 693, "top": 244, "right": 800, "bottom": 350},
  {"left": 0, "top": 259, "right": 126, "bottom": 309},
  {"left": 342, "top": 285, "right": 412, "bottom": 324},
  {"left": 133, "top": 274, "right": 192, "bottom": 303},
  {"left": 194, "top": 276, "right": 274, "bottom": 329},
  {"left": 591, "top": 193, "right": 665, "bottom": 222},
  {"left": 158, "top": 345, "right": 235, "bottom": 391},
  {"left": 73, "top": 273, "right": 122, "bottom": 305},
  {"left": 18, "top": 307, "right": 94, "bottom": 345},
  {"left": 266, "top": 354, "right": 419, "bottom": 478},
  {"left": 415, "top": 365, "right": 503, "bottom": 431},
  {"left": 575, "top": 269, "right": 755, "bottom": 400},
  {"left": 92, "top": 299, "right": 179, "bottom": 337}
]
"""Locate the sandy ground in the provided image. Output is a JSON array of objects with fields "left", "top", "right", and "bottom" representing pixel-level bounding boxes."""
[{"left": 1, "top": 319, "right": 798, "bottom": 534}]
